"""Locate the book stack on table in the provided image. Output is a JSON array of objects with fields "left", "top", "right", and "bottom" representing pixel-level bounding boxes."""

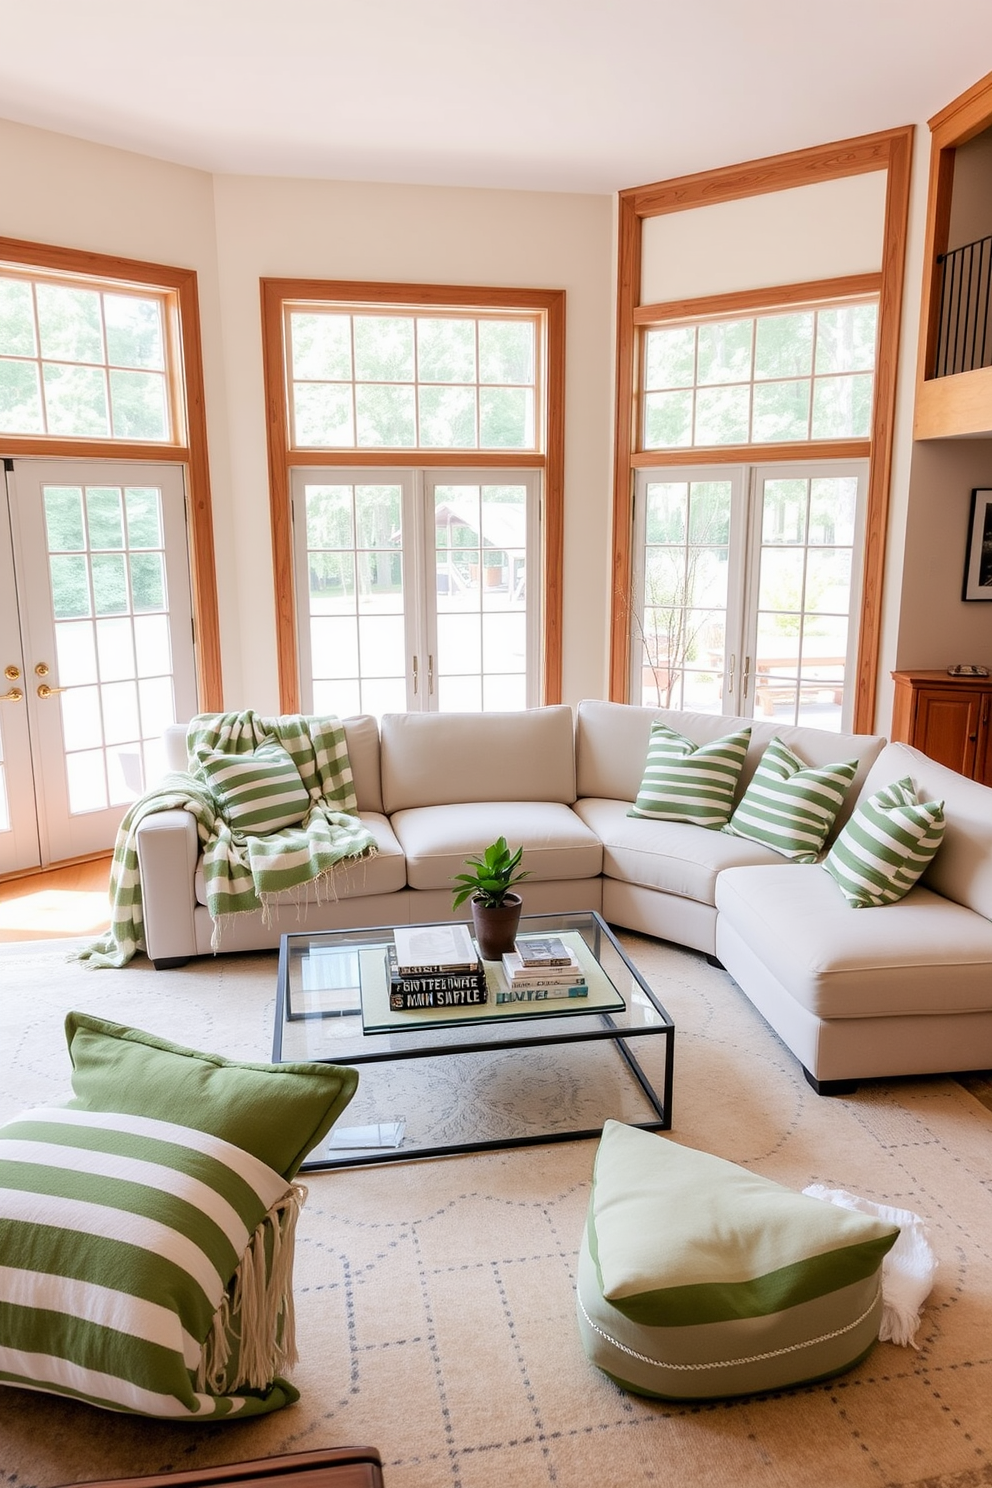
[
  {"left": 389, "top": 922, "right": 487, "bottom": 1010},
  {"left": 496, "top": 934, "right": 589, "bottom": 1004}
]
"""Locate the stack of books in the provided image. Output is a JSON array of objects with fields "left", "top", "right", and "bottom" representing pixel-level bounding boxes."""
[
  {"left": 389, "top": 922, "right": 487, "bottom": 1010},
  {"left": 496, "top": 934, "right": 588, "bottom": 1004}
]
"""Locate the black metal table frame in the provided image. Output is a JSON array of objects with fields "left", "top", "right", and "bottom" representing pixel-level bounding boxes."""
[{"left": 273, "top": 912, "right": 675, "bottom": 1170}]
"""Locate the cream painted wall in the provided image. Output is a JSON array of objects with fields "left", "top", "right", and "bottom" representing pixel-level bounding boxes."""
[
  {"left": 210, "top": 174, "right": 614, "bottom": 711},
  {"left": 639, "top": 172, "right": 887, "bottom": 304}
]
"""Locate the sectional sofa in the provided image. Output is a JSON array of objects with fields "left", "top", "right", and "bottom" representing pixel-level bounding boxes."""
[{"left": 135, "top": 701, "right": 992, "bottom": 1091}]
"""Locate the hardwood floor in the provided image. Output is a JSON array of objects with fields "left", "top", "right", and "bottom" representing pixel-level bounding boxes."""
[{"left": 0, "top": 857, "right": 112, "bottom": 943}]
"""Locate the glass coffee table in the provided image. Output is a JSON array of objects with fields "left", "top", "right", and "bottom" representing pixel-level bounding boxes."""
[{"left": 273, "top": 910, "right": 674, "bottom": 1170}]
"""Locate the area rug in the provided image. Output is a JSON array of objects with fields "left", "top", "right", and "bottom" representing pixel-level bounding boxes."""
[{"left": 1, "top": 934, "right": 991, "bottom": 1488}]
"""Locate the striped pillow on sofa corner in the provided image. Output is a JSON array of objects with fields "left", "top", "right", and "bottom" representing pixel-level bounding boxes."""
[{"left": 823, "top": 776, "right": 945, "bottom": 907}]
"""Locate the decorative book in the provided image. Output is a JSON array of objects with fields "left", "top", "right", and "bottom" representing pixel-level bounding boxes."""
[
  {"left": 501, "top": 949, "right": 584, "bottom": 986},
  {"left": 392, "top": 922, "right": 479, "bottom": 974},
  {"left": 387, "top": 947, "right": 488, "bottom": 1009},
  {"left": 514, "top": 934, "right": 572, "bottom": 966}
]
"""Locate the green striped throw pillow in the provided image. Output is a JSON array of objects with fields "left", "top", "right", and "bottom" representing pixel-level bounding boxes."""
[
  {"left": 823, "top": 777, "right": 945, "bottom": 908},
  {"left": 0, "top": 1014, "right": 360, "bottom": 1418},
  {"left": 199, "top": 742, "right": 311, "bottom": 834},
  {"left": 576, "top": 1121, "right": 899, "bottom": 1400},
  {"left": 0, "top": 1104, "right": 302, "bottom": 1419},
  {"left": 627, "top": 723, "right": 751, "bottom": 829},
  {"left": 722, "top": 736, "right": 858, "bottom": 861}
]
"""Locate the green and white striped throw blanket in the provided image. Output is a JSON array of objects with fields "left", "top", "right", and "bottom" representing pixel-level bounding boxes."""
[
  {"left": 0, "top": 1105, "right": 303, "bottom": 1417},
  {"left": 79, "top": 711, "right": 377, "bottom": 968}
]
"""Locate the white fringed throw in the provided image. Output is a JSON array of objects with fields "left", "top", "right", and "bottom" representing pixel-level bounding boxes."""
[
  {"left": 198, "top": 1182, "right": 307, "bottom": 1394},
  {"left": 803, "top": 1184, "right": 937, "bottom": 1348}
]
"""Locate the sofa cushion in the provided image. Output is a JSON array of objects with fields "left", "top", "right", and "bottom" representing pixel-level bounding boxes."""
[
  {"left": 628, "top": 722, "right": 750, "bottom": 828},
  {"left": 380, "top": 707, "right": 576, "bottom": 813},
  {"left": 576, "top": 1120, "right": 897, "bottom": 1400},
  {"left": 575, "top": 797, "right": 786, "bottom": 905},
  {"left": 390, "top": 801, "right": 602, "bottom": 891},
  {"left": 716, "top": 864, "right": 992, "bottom": 1019},
  {"left": 723, "top": 738, "right": 858, "bottom": 862},
  {"left": 194, "top": 812, "right": 405, "bottom": 907},
  {"left": 199, "top": 743, "right": 312, "bottom": 834},
  {"left": 823, "top": 777, "right": 945, "bottom": 908}
]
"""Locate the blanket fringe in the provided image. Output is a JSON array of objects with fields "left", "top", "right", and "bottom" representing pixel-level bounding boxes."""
[
  {"left": 210, "top": 849, "right": 377, "bottom": 949},
  {"left": 196, "top": 1181, "right": 307, "bottom": 1394}
]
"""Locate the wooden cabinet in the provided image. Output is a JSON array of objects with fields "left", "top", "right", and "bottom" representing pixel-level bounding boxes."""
[{"left": 891, "top": 670, "right": 992, "bottom": 785}]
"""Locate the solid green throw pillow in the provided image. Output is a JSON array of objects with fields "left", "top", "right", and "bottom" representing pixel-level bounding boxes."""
[
  {"left": 823, "top": 777, "right": 945, "bottom": 908},
  {"left": 576, "top": 1121, "right": 899, "bottom": 1400},
  {"left": 199, "top": 741, "right": 311, "bottom": 834},
  {"left": 722, "top": 736, "right": 858, "bottom": 861},
  {"left": 0, "top": 1013, "right": 359, "bottom": 1419},
  {"left": 628, "top": 723, "right": 751, "bottom": 829}
]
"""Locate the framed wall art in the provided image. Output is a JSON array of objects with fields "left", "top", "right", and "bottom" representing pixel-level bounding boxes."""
[{"left": 963, "top": 488, "right": 992, "bottom": 600}]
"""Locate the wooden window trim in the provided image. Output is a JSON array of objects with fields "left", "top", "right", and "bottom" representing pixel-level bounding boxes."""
[
  {"left": 0, "top": 234, "right": 222, "bottom": 711},
  {"left": 261, "top": 278, "right": 565, "bottom": 713},
  {"left": 609, "top": 127, "right": 914, "bottom": 733},
  {"left": 914, "top": 71, "right": 992, "bottom": 438}
]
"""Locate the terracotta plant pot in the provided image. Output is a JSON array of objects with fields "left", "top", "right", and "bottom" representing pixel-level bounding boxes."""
[{"left": 471, "top": 892, "right": 523, "bottom": 962}]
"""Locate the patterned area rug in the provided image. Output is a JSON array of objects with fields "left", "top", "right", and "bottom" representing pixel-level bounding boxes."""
[{"left": 1, "top": 934, "right": 991, "bottom": 1488}]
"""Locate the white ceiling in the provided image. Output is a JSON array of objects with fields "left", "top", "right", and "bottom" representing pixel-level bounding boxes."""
[{"left": 2, "top": 1, "right": 992, "bottom": 194}]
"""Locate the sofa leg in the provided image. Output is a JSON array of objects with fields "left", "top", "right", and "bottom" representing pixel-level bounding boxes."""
[
  {"left": 704, "top": 953, "right": 724, "bottom": 969},
  {"left": 803, "top": 1066, "right": 859, "bottom": 1097},
  {"left": 152, "top": 956, "right": 191, "bottom": 970}
]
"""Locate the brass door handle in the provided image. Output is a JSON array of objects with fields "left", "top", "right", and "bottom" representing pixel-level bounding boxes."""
[
  {"left": 37, "top": 683, "right": 66, "bottom": 699},
  {"left": 1, "top": 687, "right": 23, "bottom": 702}
]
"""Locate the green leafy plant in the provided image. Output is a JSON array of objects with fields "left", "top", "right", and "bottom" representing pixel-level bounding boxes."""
[{"left": 451, "top": 836, "right": 530, "bottom": 910}]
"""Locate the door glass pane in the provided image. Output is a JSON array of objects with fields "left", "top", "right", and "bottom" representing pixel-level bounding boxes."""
[
  {"left": 41, "top": 480, "right": 181, "bottom": 814},
  {"left": 637, "top": 480, "right": 732, "bottom": 711},
  {"left": 755, "top": 475, "right": 858, "bottom": 730},
  {"left": 304, "top": 483, "right": 405, "bottom": 717},
  {"left": 433, "top": 483, "right": 528, "bottom": 711}
]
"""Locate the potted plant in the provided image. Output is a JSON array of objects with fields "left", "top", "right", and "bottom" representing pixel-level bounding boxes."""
[{"left": 452, "top": 836, "right": 530, "bottom": 961}]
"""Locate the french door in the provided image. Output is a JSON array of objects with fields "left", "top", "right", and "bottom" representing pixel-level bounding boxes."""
[
  {"left": 0, "top": 458, "right": 197, "bottom": 873},
  {"left": 291, "top": 467, "right": 541, "bottom": 717},
  {"left": 631, "top": 460, "right": 868, "bottom": 731}
]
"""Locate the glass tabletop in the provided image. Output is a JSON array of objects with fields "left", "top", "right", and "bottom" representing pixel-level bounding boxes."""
[{"left": 273, "top": 910, "right": 674, "bottom": 1066}]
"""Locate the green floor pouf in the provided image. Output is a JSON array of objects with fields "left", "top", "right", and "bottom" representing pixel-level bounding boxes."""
[{"left": 576, "top": 1120, "right": 900, "bottom": 1400}]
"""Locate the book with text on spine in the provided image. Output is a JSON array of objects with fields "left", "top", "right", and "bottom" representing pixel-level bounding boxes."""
[
  {"left": 501, "top": 949, "right": 584, "bottom": 986},
  {"left": 389, "top": 977, "right": 488, "bottom": 1010},
  {"left": 494, "top": 982, "right": 589, "bottom": 1003}
]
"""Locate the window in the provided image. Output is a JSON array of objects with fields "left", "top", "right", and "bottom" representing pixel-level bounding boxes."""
[
  {"left": 262, "top": 280, "right": 564, "bottom": 714},
  {"left": 0, "top": 271, "right": 177, "bottom": 442},
  {"left": 628, "top": 291, "right": 879, "bottom": 730},
  {"left": 642, "top": 299, "right": 878, "bottom": 451},
  {"left": 633, "top": 461, "right": 867, "bottom": 731},
  {"left": 287, "top": 307, "right": 538, "bottom": 451}
]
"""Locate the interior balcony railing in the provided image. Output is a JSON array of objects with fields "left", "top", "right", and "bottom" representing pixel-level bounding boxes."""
[{"left": 934, "top": 234, "right": 992, "bottom": 376}]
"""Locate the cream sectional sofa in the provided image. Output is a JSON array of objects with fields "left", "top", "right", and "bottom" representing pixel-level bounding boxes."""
[{"left": 134, "top": 702, "right": 992, "bottom": 1092}]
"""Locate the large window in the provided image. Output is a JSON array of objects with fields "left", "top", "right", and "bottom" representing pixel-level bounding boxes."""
[
  {"left": 0, "top": 271, "right": 177, "bottom": 442},
  {"left": 262, "top": 280, "right": 564, "bottom": 714},
  {"left": 642, "top": 300, "right": 878, "bottom": 451}
]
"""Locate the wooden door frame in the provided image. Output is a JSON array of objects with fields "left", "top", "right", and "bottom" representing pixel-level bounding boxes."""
[
  {"left": 609, "top": 126, "right": 914, "bottom": 734},
  {"left": 0, "top": 235, "right": 222, "bottom": 711}
]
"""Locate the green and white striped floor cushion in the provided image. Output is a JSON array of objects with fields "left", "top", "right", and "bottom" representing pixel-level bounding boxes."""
[
  {"left": 628, "top": 723, "right": 751, "bottom": 829},
  {"left": 722, "top": 736, "right": 858, "bottom": 861},
  {"left": 823, "top": 776, "right": 946, "bottom": 907},
  {"left": 0, "top": 1013, "right": 359, "bottom": 1419},
  {"left": 576, "top": 1121, "right": 899, "bottom": 1401}
]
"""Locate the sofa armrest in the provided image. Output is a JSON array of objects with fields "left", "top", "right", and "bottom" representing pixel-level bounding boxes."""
[{"left": 135, "top": 809, "right": 200, "bottom": 966}]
